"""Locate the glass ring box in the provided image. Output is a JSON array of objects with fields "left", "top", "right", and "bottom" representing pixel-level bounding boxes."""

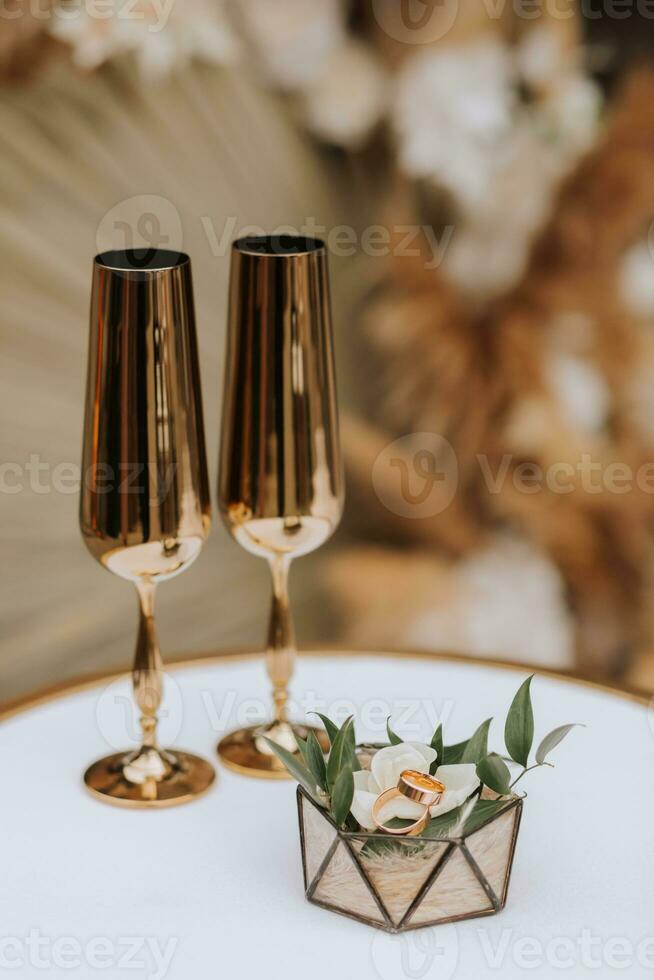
[{"left": 297, "top": 786, "right": 523, "bottom": 933}]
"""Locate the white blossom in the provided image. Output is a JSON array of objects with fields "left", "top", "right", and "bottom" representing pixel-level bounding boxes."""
[
  {"left": 393, "top": 39, "right": 515, "bottom": 215},
  {"left": 442, "top": 121, "right": 558, "bottom": 298},
  {"left": 545, "top": 351, "right": 611, "bottom": 435},
  {"left": 537, "top": 73, "right": 602, "bottom": 158},
  {"left": 351, "top": 742, "right": 479, "bottom": 830},
  {"left": 515, "top": 25, "right": 569, "bottom": 89},
  {"left": 407, "top": 535, "right": 574, "bottom": 668},
  {"left": 49, "top": 0, "right": 238, "bottom": 76},
  {"left": 301, "top": 39, "right": 388, "bottom": 149},
  {"left": 237, "top": 0, "right": 345, "bottom": 91}
]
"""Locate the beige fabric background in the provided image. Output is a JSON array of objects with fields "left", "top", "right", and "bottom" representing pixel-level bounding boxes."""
[{"left": 0, "top": 58, "right": 369, "bottom": 700}]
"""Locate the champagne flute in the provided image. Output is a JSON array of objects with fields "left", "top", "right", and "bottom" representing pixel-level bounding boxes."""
[
  {"left": 217, "top": 235, "right": 344, "bottom": 778},
  {"left": 80, "top": 248, "right": 216, "bottom": 807}
]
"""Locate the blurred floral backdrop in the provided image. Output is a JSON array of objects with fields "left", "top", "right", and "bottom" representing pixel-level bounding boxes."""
[{"left": 2, "top": 0, "right": 654, "bottom": 698}]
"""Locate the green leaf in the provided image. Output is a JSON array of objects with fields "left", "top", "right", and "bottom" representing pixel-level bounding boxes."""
[
  {"left": 420, "top": 805, "right": 464, "bottom": 839},
  {"left": 309, "top": 713, "right": 360, "bottom": 771},
  {"left": 296, "top": 735, "right": 311, "bottom": 768},
  {"left": 342, "top": 716, "right": 361, "bottom": 772},
  {"left": 311, "top": 713, "right": 339, "bottom": 748},
  {"left": 382, "top": 817, "right": 414, "bottom": 830},
  {"left": 429, "top": 724, "right": 443, "bottom": 775},
  {"left": 463, "top": 799, "right": 512, "bottom": 835},
  {"left": 442, "top": 739, "right": 468, "bottom": 765},
  {"left": 461, "top": 718, "right": 492, "bottom": 764},
  {"left": 304, "top": 729, "right": 328, "bottom": 791},
  {"left": 504, "top": 676, "right": 534, "bottom": 767},
  {"left": 262, "top": 738, "right": 320, "bottom": 802},
  {"left": 326, "top": 716, "right": 354, "bottom": 791},
  {"left": 386, "top": 717, "right": 403, "bottom": 745},
  {"left": 331, "top": 766, "right": 354, "bottom": 827},
  {"left": 476, "top": 753, "right": 512, "bottom": 796},
  {"left": 535, "top": 723, "right": 582, "bottom": 765}
]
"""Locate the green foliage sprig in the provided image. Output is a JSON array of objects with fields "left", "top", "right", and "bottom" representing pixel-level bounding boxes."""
[
  {"left": 264, "top": 714, "right": 360, "bottom": 828},
  {"left": 472, "top": 676, "right": 584, "bottom": 796},
  {"left": 266, "top": 676, "right": 583, "bottom": 830}
]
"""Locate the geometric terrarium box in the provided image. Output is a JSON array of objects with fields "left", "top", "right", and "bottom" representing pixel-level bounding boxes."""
[
  {"left": 298, "top": 788, "right": 522, "bottom": 933},
  {"left": 270, "top": 676, "right": 578, "bottom": 933}
]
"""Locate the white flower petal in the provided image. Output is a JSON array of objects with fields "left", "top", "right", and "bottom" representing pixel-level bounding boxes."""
[
  {"left": 370, "top": 743, "right": 433, "bottom": 793},
  {"left": 404, "top": 742, "right": 438, "bottom": 767},
  {"left": 436, "top": 764, "right": 480, "bottom": 790},
  {"left": 429, "top": 794, "right": 463, "bottom": 818},
  {"left": 353, "top": 769, "right": 380, "bottom": 795},
  {"left": 350, "top": 789, "right": 378, "bottom": 830},
  {"left": 376, "top": 796, "right": 425, "bottom": 825},
  {"left": 430, "top": 763, "right": 480, "bottom": 817}
]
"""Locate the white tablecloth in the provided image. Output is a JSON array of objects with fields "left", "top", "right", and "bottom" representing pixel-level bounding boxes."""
[{"left": 2, "top": 652, "right": 653, "bottom": 979}]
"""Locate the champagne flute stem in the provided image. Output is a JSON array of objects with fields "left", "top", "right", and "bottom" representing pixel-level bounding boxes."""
[
  {"left": 133, "top": 580, "right": 163, "bottom": 749},
  {"left": 266, "top": 555, "right": 295, "bottom": 724}
]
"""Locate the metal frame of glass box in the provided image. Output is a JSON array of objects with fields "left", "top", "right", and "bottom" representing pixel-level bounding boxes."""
[{"left": 297, "top": 786, "right": 523, "bottom": 933}]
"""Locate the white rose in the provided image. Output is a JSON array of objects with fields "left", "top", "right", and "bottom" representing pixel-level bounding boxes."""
[
  {"left": 429, "top": 764, "right": 481, "bottom": 818},
  {"left": 351, "top": 742, "right": 480, "bottom": 831}
]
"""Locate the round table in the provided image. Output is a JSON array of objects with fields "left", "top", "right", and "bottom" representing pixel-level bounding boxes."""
[{"left": 2, "top": 651, "right": 653, "bottom": 980}]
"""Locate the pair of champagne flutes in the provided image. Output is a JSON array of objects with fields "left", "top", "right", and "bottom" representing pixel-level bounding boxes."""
[{"left": 80, "top": 236, "right": 343, "bottom": 807}]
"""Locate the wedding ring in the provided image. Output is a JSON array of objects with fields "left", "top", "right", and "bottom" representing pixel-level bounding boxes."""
[
  {"left": 398, "top": 769, "right": 445, "bottom": 806},
  {"left": 371, "top": 769, "right": 446, "bottom": 837}
]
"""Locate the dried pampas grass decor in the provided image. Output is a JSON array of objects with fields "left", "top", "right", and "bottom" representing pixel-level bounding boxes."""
[
  {"left": 338, "top": 66, "right": 654, "bottom": 685},
  {"left": 4, "top": 0, "right": 654, "bottom": 694}
]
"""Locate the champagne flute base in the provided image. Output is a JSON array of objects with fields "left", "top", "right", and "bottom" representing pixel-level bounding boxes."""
[
  {"left": 83, "top": 749, "right": 216, "bottom": 808},
  {"left": 217, "top": 722, "right": 330, "bottom": 779}
]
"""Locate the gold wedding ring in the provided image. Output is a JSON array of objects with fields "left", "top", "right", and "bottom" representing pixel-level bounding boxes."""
[{"left": 371, "top": 769, "right": 446, "bottom": 836}]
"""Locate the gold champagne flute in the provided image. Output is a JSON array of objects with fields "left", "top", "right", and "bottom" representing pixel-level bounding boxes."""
[
  {"left": 80, "top": 248, "right": 216, "bottom": 807},
  {"left": 217, "top": 235, "right": 344, "bottom": 778}
]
